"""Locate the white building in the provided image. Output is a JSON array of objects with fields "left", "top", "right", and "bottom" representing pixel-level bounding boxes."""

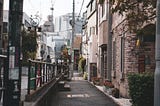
[
  {"left": 41, "top": 15, "right": 54, "bottom": 32},
  {"left": 86, "top": 0, "right": 98, "bottom": 80},
  {"left": 45, "top": 32, "right": 67, "bottom": 63},
  {"left": 54, "top": 13, "right": 83, "bottom": 46}
]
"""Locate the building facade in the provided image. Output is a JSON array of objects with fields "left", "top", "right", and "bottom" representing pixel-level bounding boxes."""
[
  {"left": 83, "top": 0, "right": 156, "bottom": 98},
  {"left": 97, "top": 0, "right": 108, "bottom": 79},
  {"left": 86, "top": 0, "right": 98, "bottom": 81},
  {"left": 54, "top": 13, "right": 83, "bottom": 46}
]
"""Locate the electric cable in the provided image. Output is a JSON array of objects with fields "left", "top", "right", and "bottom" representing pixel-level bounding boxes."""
[{"left": 78, "top": 0, "right": 84, "bottom": 17}]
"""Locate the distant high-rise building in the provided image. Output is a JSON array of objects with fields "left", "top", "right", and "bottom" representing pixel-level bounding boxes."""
[
  {"left": 41, "top": 15, "right": 54, "bottom": 32},
  {"left": 54, "top": 13, "right": 83, "bottom": 46}
]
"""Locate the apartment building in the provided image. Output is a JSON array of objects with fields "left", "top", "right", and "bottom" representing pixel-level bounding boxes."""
[{"left": 86, "top": 0, "right": 98, "bottom": 81}]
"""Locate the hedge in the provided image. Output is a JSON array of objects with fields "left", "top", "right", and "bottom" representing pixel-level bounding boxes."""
[{"left": 128, "top": 73, "right": 154, "bottom": 106}]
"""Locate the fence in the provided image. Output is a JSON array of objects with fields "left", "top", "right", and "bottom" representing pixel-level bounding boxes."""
[
  {"left": 27, "top": 59, "right": 69, "bottom": 95},
  {"left": 0, "top": 55, "right": 7, "bottom": 106}
]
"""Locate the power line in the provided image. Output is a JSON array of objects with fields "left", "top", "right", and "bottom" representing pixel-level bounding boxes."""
[{"left": 78, "top": 0, "right": 84, "bottom": 17}]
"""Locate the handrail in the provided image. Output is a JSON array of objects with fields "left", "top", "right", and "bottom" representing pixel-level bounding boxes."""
[
  {"left": 0, "top": 55, "right": 7, "bottom": 105},
  {"left": 27, "top": 59, "right": 69, "bottom": 95}
]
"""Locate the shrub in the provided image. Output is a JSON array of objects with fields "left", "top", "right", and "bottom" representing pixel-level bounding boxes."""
[
  {"left": 83, "top": 72, "right": 88, "bottom": 80},
  {"left": 128, "top": 73, "right": 154, "bottom": 106},
  {"left": 78, "top": 57, "right": 86, "bottom": 74},
  {"left": 111, "top": 88, "right": 119, "bottom": 98},
  {"left": 92, "top": 77, "right": 103, "bottom": 85}
]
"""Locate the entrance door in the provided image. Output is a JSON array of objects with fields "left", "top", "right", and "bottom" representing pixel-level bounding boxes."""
[{"left": 138, "top": 54, "right": 145, "bottom": 73}]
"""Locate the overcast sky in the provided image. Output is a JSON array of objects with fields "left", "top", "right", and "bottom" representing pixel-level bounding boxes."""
[{"left": 4, "top": 0, "right": 90, "bottom": 23}]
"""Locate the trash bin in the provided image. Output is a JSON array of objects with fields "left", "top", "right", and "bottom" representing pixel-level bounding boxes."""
[{"left": 30, "top": 66, "right": 35, "bottom": 89}]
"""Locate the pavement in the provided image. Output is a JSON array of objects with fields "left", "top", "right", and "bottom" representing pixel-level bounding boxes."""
[
  {"left": 95, "top": 86, "right": 132, "bottom": 106},
  {"left": 21, "top": 72, "right": 132, "bottom": 106},
  {"left": 50, "top": 73, "right": 119, "bottom": 106}
]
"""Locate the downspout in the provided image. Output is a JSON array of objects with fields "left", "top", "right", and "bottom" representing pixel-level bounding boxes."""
[
  {"left": 154, "top": 0, "right": 160, "bottom": 106},
  {"left": 96, "top": 0, "right": 98, "bottom": 77},
  {"left": 107, "top": 0, "right": 112, "bottom": 81}
]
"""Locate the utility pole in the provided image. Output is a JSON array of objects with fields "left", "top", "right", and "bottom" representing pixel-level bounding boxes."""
[
  {"left": 154, "top": 0, "right": 160, "bottom": 106},
  {"left": 70, "top": 0, "right": 75, "bottom": 78},
  {"left": 5, "top": 0, "right": 23, "bottom": 106},
  {"left": 0, "top": 0, "right": 3, "bottom": 54}
]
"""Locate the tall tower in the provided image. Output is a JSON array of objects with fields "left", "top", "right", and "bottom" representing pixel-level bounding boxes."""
[
  {"left": 50, "top": 1, "right": 54, "bottom": 21},
  {"left": 50, "top": 0, "right": 54, "bottom": 31}
]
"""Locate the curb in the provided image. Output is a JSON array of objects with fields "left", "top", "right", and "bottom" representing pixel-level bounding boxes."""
[{"left": 88, "top": 81, "right": 122, "bottom": 106}]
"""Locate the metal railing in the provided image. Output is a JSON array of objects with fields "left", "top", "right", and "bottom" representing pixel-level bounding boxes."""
[
  {"left": 27, "top": 59, "right": 69, "bottom": 95},
  {"left": 0, "top": 55, "right": 7, "bottom": 105}
]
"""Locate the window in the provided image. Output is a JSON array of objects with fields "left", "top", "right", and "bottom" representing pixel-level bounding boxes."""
[
  {"left": 112, "top": 40, "right": 116, "bottom": 71},
  {"left": 3, "top": 22, "right": 8, "bottom": 33},
  {"left": 102, "top": 2, "right": 105, "bottom": 17},
  {"left": 120, "top": 36, "right": 125, "bottom": 73}
]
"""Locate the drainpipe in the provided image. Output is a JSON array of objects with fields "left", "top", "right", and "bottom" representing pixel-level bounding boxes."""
[
  {"left": 107, "top": 0, "right": 112, "bottom": 81},
  {"left": 154, "top": 0, "right": 160, "bottom": 106}
]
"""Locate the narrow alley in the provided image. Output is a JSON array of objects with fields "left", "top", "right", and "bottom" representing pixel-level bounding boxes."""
[{"left": 50, "top": 73, "right": 119, "bottom": 106}]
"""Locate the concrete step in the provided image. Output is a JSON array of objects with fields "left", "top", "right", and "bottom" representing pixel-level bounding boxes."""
[
  {"left": 58, "top": 81, "right": 66, "bottom": 89},
  {"left": 63, "top": 74, "right": 69, "bottom": 80},
  {"left": 58, "top": 81, "right": 71, "bottom": 91},
  {"left": 63, "top": 83, "right": 71, "bottom": 91}
]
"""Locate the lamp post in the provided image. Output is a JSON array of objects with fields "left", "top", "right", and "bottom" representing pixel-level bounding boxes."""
[{"left": 154, "top": 0, "right": 160, "bottom": 106}]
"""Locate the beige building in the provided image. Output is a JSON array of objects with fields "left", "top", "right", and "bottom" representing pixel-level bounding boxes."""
[
  {"left": 97, "top": 0, "right": 108, "bottom": 79},
  {"left": 86, "top": 0, "right": 98, "bottom": 80}
]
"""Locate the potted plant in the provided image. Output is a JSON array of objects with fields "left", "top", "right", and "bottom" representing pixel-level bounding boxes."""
[
  {"left": 103, "top": 80, "right": 114, "bottom": 88},
  {"left": 111, "top": 88, "right": 119, "bottom": 98},
  {"left": 103, "top": 80, "right": 114, "bottom": 94}
]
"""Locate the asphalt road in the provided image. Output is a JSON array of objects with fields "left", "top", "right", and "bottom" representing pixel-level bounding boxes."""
[{"left": 50, "top": 74, "right": 119, "bottom": 106}]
